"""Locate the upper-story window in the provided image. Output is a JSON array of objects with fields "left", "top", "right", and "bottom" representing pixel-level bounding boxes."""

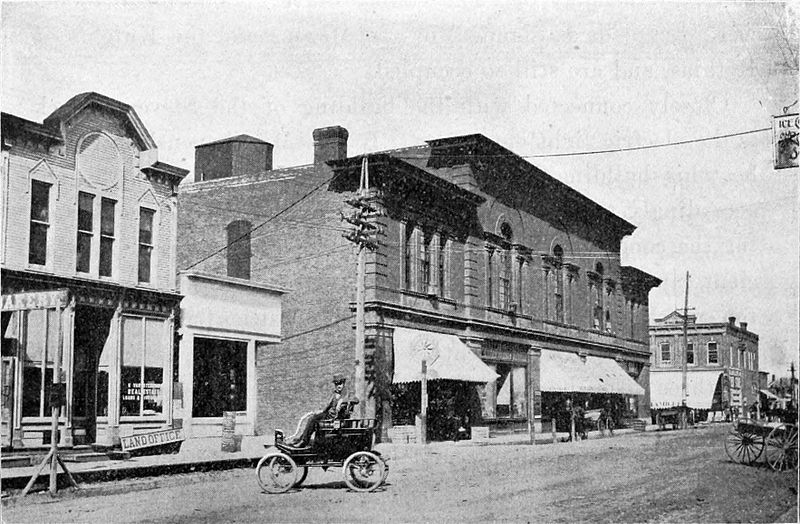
[
  {"left": 226, "top": 220, "right": 252, "bottom": 279},
  {"left": 591, "top": 263, "right": 604, "bottom": 330},
  {"left": 419, "top": 230, "right": 433, "bottom": 293},
  {"left": 707, "top": 341, "right": 719, "bottom": 364},
  {"left": 402, "top": 223, "right": 414, "bottom": 290},
  {"left": 553, "top": 245, "right": 564, "bottom": 323},
  {"left": 498, "top": 223, "right": 513, "bottom": 310},
  {"left": 687, "top": 342, "right": 695, "bottom": 365},
  {"left": 28, "top": 180, "right": 51, "bottom": 266},
  {"left": 76, "top": 192, "right": 94, "bottom": 273},
  {"left": 437, "top": 234, "right": 448, "bottom": 298},
  {"left": 486, "top": 247, "right": 494, "bottom": 308},
  {"left": 99, "top": 198, "right": 116, "bottom": 277},
  {"left": 138, "top": 208, "right": 156, "bottom": 283},
  {"left": 660, "top": 342, "right": 671, "bottom": 364}
]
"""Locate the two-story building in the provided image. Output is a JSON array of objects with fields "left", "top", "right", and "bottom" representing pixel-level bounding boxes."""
[
  {"left": 178, "top": 128, "right": 660, "bottom": 440},
  {"left": 1, "top": 93, "right": 187, "bottom": 448},
  {"left": 649, "top": 311, "right": 760, "bottom": 419}
]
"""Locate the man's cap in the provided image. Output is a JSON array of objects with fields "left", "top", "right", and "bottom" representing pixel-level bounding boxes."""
[{"left": 333, "top": 373, "right": 347, "bottom": 384}]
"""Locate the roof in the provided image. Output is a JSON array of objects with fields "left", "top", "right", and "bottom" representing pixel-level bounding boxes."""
[
  {"left": 1, "top": 112, "right": 63, "bottom": 146},
  {"left": 142, "top": 161, "right": 189, "bottom": 181},
  {"left": 43, "top": 92, "right": 156, "bottom": 150},
  {"left": 196, "top": 134, "right": 272, "bottom": 147}
]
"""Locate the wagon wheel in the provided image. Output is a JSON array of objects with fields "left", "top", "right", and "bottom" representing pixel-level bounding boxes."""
[
  {"left": 765, "top": 424, "right": 799, "bottom": 471},
  {"left": 342, "top": 451, "right": 386, "bottom": 492},
  {"left": 256, "top": 452, "right": 298, "bottom": 493},
  {"left": 294, "top": 466, "right": 309, "bottom": 487},
  {"left": 724, "top": 423, "right": 764, "bottom": 465}
]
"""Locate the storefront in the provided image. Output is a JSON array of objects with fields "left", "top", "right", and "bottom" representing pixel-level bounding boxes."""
[
  {"left": 1, "top": 278, "right": 180, "bottom": 449},
  {"left": 389, "top": 327, "right": 499, "bottom": 441},
  {"left": 176, "top": 272, "right": 285, "bottom": 438}
]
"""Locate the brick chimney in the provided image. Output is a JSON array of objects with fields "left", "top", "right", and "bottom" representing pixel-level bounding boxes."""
[
  {"left": 728, "top": 316, "right": 736, "bottom": 326},
  {"left": 194, "top": 134, "right": 273, "bottom": 182},
  {"left": 313, "top": 126, "right": 348, "bottom": 164},
  {"left": 740, "top": 321, "right": 748, "bottom": 331}
]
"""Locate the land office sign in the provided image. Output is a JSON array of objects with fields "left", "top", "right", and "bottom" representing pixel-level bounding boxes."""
[
  {"left": 773, "top": 113, "right": 799, "bottom": 169},
  {"left": 120, "top": 428, "right": 185, "bottom": 451}
]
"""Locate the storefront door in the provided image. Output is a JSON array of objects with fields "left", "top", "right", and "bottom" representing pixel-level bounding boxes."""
[
  {"left": 1, "top": 357, "right": 15, "bottom": 447},
  {"left": 72, "top": 306, "right": 113, "bottom": 444}
]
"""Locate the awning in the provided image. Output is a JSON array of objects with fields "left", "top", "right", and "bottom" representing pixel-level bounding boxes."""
[
  {"left": 392, "top": 327, "right": 499, "bottom": 384},
  {"left": 760, "top": 389, "right": 779, "bottom": 400},
  {"left": 540, "top": 350, "right": 645, "bottom": 396},
  {"left": 649, "top": 371, "right": 723, "bottom": 409}
]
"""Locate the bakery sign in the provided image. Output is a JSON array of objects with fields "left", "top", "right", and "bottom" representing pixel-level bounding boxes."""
[
  {"left": 773, "top": 113, "right": 799, "bottom": 169},
  {"left": 120, "top": 428, "right": 185, "bottom": 451}
]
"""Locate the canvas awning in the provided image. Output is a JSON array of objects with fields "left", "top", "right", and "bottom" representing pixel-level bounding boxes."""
[
  {"left": 759, "top": 389, "right": 779, "bottom": 400},
  {"left": 540, "top": 350, "right": 645, "bottom": 396},
  {"left": 392, "top": 327, "right": 499, "bottom": 384},
  {"left": 649, "top": 371, "right": 723, "bottom": 409}
]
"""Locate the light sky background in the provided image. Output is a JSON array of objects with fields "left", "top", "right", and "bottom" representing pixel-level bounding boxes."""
[{"left": 2, "top": 1, "right": 798, "bottom": 377}]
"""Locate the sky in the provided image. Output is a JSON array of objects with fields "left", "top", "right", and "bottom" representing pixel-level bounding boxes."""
[{"left": 2, "top": 1, "right": 798, "bottom": 377}]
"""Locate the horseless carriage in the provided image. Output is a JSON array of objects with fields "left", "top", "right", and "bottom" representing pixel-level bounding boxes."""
[
  {"left": 256, "top": 400, "right": 389, "bottom": 493},
  {"left": 724, "top": 418, "right": 798, "bottom": 471}
]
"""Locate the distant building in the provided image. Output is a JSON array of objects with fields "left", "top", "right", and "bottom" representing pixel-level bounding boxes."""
[
  {"left": 649, "top": 312, "right": 760, "bottom": 417},
  {"left": 1, "top": 93, "right": 187, "bottom": 448},
  {"left": 178, "top": 128, "right": 660, "bottom": 441}
]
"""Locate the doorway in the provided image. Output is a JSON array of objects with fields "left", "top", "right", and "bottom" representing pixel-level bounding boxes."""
[{"left": 72, "top": 306, "right": 114, "bottom": 444}]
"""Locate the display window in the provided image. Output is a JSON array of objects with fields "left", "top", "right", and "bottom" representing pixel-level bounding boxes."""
[{"left": 120, "top": 316, "right": 166, "bottom": 417}]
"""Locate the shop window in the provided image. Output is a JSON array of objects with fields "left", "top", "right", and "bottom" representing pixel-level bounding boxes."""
[
  {"left": 99, "top": 198, "right": 116, "bottom": 277},
  {"left": 138, "top": 208, "right": 155, "bottom": 283},
  {"left": 226, "top": 220, "right": 252, "bottom": 279},
  {"left": 495, "top": 364, "right": 526, "bottom": 418},
  {"left": 76, "top": 192, "right": 94, "bottom": 273},
  {"left": 120, "top": 316, "right": 165, "bottom": 417},
  {"left": 687, "top": 343, "right": 695, "bottom": 365},
  {"left": 708, "top": 342, "right": 719, "bottom": 364},
  {"left": 192, "top": 337, "right": 247, "bottom": 417},
  {"left": 18, "top": 309, "right": 64, "bottom": 417},
  {"left": 660, "top": 342, "right": 671, "bottom": 364},
  {"left": 28, "top": 180, "right": 51, "bottom": 266}
]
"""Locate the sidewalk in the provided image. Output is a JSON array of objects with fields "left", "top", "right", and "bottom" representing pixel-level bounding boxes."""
[{"left": 0, "top": 425, "right": 670, "bottom": 494}]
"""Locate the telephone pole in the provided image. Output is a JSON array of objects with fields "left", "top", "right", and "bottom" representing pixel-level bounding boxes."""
[
  {"left": 681, "top": 271, "right": 690, "bottom": 428},
  {"left": 342, "top": 156, "right": 379, "bottom": 417}
]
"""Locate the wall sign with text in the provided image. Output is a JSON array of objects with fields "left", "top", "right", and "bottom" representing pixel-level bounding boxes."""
[{"left": 773, "top": 113, "right": 799, "bottom": 169}]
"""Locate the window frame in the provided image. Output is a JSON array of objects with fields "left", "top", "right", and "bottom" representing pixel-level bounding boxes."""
[
  {"left": 76, "top": 191, "right": 95, "bottom": 274},
  {"left": 686, "top": 342, "right": 695, "bottom": 365},
  {"left": 99, "top": 197, "right": 116, "bottom": 277},
  {"left": 660, "top": 342, "right": 671, "bottom": 365},
  {"left": 28, "top": 179, "right": 52, "bottom": 267},
  {"left": 137, "top": 207, "right": 156, "bottom": 284},
  {"left": 707, "top": 341, "right": 719, "bottom": 365},
  {"left": 120, "top": 315, "right": 167, "bottom": 419}
]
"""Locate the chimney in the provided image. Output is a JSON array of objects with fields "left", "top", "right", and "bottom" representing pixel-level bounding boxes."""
[
  {"left": 194, "top": 134, "right": 273, "bottom": 182},
  {"left": 313, "top": 126, "right": 348, "bottom": 164},
  {"left": 740, "top": 321, "right": 748, "bottom": 331},
  {"left": 728, "top": 316, "right": 736, "bottom": 326}
]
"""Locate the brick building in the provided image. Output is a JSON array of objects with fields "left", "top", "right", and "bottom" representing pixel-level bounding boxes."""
[
  {"left": 177, "top": 128, "right": 661, "bottom": 440},
  {"left": 649, "top": 311, "right": 760, "bottom": 418},
  {"left": 1, "top": 93, "right": 187, "bottom": 448}
]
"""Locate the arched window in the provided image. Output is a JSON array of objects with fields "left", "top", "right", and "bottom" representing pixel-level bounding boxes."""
[
  {"left": 498, "top": 223, "right": 513, "bottom": 310},
  {"left": 226, "top": 220, "right": 252, "bottom": 279}
]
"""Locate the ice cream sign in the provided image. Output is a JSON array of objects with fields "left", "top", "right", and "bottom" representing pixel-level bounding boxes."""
[{"left": 773, "top": 113, "right": 799, "bottom": 169}]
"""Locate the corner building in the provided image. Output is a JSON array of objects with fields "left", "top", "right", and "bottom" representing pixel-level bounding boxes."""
[
  {"left": 1, "top": 93, "right": 187, "bottom": 448},
  {"left": 178, "top": 129, "right": 661, "bottom": 440}
]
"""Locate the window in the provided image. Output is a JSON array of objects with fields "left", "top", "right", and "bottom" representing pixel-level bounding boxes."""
[
  {"left": 660, "top": 343, "right": 671, "bottom": 364},
  {"left": 499, "top": 250, "right": 511, "bottom": 310},
  {"left": 19, "top": 309, "right": 65, "bottom": 417},
  {"left": 402, "top": 224, "right": 414, "bottom": 290},
  {"left": 28, "top": 180, "right": 51, "bottom": 266},
  {"left": 192, "top": 337, "right": 248, "bottom": 417},
  {"left": 687, "top": 343, "right": 695, "bottom": 365},
  {"left": 708, "top": 342, "right": 719, "bottom": 364},
  {"left": 99, "top": 198, "right": 115, "bottom": 277},
  {"left": 419, "top": 230, "right": 432, "bottom": 293},
  {"left": 605, "top": 285, "right": 614, "bottom": 333},
  {"left": 226, "top": 220, "right": 252, "bottom": 279},
  {"left": 120, "top": 316, "right": 166, "bottom": 417},
  {"left": 76, "top": 192, "right": 94, "bottom": 273},
  {"left": 437, "top": 234, "right": 448, "bottom": 298},
  {"left": 591, "top": 282, "right": 602, "bottom": 329},
  {"left": 486, "top": 248, "right": 494, "bottom": 307},
  {"left": 494, "top": 364, "right": 526, "bottom": 419},
  {"left": 553, "top": 246, "right": 564, "bottom": 322},
  {"left": 138, "top": 208, "right": 155, "bottom": 283}
]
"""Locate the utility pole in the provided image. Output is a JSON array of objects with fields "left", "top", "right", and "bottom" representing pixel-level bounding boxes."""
[
  {"left": 342, "top": 157, "right": 378, "bottom": 418},
  {"left": 681, "top": 271, "right": 690, "bottom": 429},
  {"left": 791, "top": 361, "right": 797, "bottom": 406}
]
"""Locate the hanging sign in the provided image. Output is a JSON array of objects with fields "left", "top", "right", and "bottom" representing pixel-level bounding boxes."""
[{"left": 773, "top": 113, "right": 799, "bottom": 169}]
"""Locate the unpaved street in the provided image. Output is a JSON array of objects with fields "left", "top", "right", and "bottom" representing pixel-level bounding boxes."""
[{"left": 3, "top": 425, "right": 797, "bottom": 523}]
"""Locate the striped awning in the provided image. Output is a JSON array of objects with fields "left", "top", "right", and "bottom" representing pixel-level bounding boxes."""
[
  {"left": 392, "top": 327, "right": 499, "bottom": 384},
  {"left": 540, "top": 350, "right": 645, "bottom": 396}
]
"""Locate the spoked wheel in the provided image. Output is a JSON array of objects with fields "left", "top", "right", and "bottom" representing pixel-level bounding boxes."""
[
  {"left": 256, "top": 452, "right": 298, "bottom": 493},
  {"left": 724, "top": 423, "right": 764, "bottom": 465},
  {"left": 765, "top": 424, "right": 799, "bottom": 471},
  {"left": 342, "top": 451, "right": 386, "bottom": 492},
  {"left": 294, "top": 466, "right": 309, "bottom": 487}
]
